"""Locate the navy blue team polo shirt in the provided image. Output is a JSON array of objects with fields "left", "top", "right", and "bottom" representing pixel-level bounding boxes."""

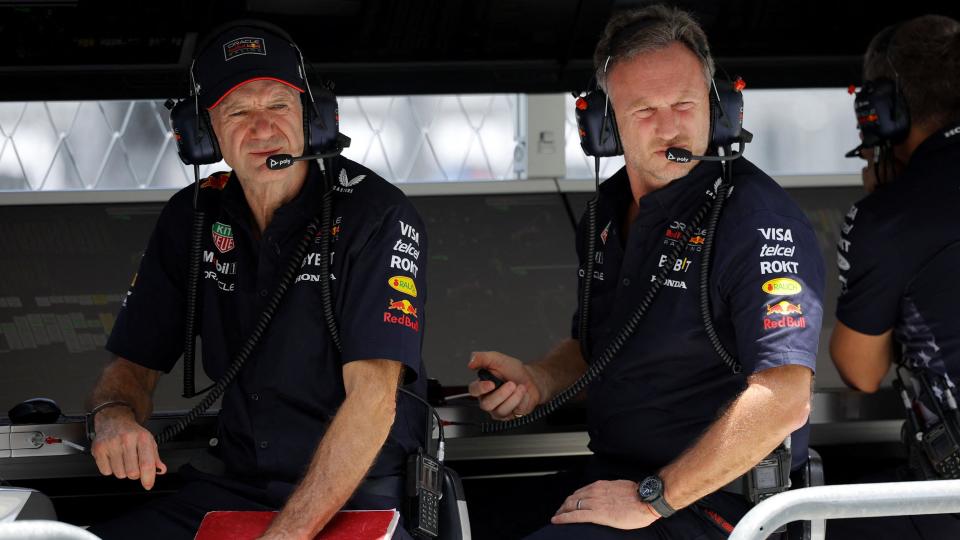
[
  {"left": 837, "top": 121, "right": 960, "bottom": 377},
  {"left": 572, "top": 158, "right": 824, "bottom": 473},
  {"left": 106, "top": 157, "right": 428, "bottom": 488}
]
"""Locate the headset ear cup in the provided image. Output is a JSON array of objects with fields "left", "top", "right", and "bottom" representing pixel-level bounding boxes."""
[
  {"left": 301, "top": 93, "right": 312, "bottom": 155},
  {"left": 892, "top": 83, "right": 911, "bottom": 142},
  {"left": 708, "top": 80, "right": 744, "bottom": 149},
  {"left": 201, "top": 110, "right": 222, "bottom": 163},
  {"left": 302, "top": 89, "right": 340, "bottom": 155},
  {"left": 855, "top": 79, "right": 910, "bottom": 146},
  {"left": 170, "top": 99, "right": 222, "bottom": 165},
  {"left": 708, "top": 86, "right": 718, "bottom": 148},
  {"left": 574, "top": 89, "right": 624, "bottom": 157}
]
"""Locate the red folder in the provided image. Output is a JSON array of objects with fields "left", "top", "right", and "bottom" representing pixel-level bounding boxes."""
[{"left": 194, "top": 509, "right": 400, "bottom": 540}]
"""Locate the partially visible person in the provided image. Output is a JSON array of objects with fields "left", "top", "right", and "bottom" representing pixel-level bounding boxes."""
[{"left": 830, "top": 15, "right": 960, "bottom": 540}]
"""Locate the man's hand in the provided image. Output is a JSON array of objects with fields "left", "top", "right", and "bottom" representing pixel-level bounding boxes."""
[
  {"left": 552, "top": 480, "right": 660, "bottom": 529},
  {"left": 90, "top": 406, "right": 167, "bottom": 490},
  {"left": 467, "top": 351, "right": 544, "bottom": 420}
]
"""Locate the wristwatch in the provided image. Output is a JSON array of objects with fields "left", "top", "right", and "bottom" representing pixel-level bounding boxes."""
[{"left": 637, "top": 475, "right": 676, "bottom": 518}]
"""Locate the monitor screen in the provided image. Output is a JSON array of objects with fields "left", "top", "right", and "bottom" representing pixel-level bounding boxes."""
[{"left": 0, "top": 192, "right": 581, "bottom": 414}]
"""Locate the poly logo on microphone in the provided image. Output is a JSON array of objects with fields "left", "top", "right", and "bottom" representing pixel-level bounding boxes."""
[
  {"left": 268, "top": 156, "right": 293, "bottom": 170},
  {"left": 666, "top": 150, "right": 690, "bottom": 163}
]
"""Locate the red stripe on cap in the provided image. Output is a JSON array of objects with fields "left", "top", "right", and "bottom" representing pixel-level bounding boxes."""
[{"left": 208, "top": 77, "right": 305, "bottom": 109}]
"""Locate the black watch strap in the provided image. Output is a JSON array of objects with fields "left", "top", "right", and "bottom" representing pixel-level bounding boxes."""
[{"left": 638, "top": 475, "right": 676, "bottom": 518}]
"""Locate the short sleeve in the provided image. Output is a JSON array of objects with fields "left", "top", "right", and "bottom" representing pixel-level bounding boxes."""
[
  {"left": 105, "top": 198, "right": 189, "bottom": 373},
  {"left": 835, "top": 203, "right": 903, "bottom": 335},
  {"left": 714, "top": 211, "right": 824, "bottom": 374},
  {"left": 339, "top": 200, "right": 427, "bottom": 382}
]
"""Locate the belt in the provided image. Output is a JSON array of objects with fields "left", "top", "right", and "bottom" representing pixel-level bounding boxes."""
[
  {"left": 720, "top": 474, "right": 747, "bottom": 496},
  {"left": 189, "top": 450, "right": 404, "bottom": 500},
  {"left": 356, "top": 475, "right": 405, "bottom": 500}
]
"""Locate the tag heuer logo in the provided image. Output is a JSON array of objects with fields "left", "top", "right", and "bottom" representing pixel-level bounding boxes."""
[{"left": 212, "top": 222, "right": 235, "bottom": 253}]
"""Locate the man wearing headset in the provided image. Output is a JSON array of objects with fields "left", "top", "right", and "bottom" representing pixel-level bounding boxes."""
[
  {"left": 469, "top": 5, "right": 824, "bottom": 539},
  {"left": 829, "top": 15, "right": 960, "bottom": 539},
  {"left": 85, "top": 23, "right": 427, "bottom": 540}
]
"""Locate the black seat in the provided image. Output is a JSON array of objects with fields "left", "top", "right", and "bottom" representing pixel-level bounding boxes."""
[
  {"left": 786, "top": 448, "right": 825, "bottom": 540},
  {"left": 438, "top": 467, "right": 471, "bottom": 540}
]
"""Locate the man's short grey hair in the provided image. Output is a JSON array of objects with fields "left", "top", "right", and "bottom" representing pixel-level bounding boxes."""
[
  {"left": 593, "top": 4, "right": 715, "bottom": 93},
  {"left": 863, "top": 15, "right": 960, "bottom": 128}
]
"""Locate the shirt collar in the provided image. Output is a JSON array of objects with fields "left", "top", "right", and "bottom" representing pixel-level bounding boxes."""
[
  {"left": 599, "top": 160, "right": 722, "bottom": 226},
  {"left": 221, "top": 160, "right": 328, "bottom": 235},
  {"left": 909, "top": 119, "right": 960, "bottom": 162}
]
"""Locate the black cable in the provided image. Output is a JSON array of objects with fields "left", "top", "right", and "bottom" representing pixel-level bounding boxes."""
[
  {"left": 157, "top": 214, "right": 321, "bottom": 444},
  {"left": 311, "top": 160, "right": 442, "bottom": 455},
  {"left": 399, "top": 388, "right": 445, "bottom": 452},
  {"left": 318, "top": 157, "right": 343, "bottom": 353},
  {"left": 698, "top": 161, "right": 741, "bottom": 374},
  {"left": 577, "top": 158, "right": 600, "bottom": 362},
  {"left": 182, "top": 164, "right": 207, "bottom": 398},
  {"left": 482, "top": 151, "right": 743, "bottom": 433}
]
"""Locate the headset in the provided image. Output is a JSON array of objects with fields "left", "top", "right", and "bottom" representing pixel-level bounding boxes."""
[
  {"left": 846, "top": 78, "right": 910, "bottom": 157},
  {"left": 169, "top": 19, "right": 343, "bottom": 166},
  {"left": 845, "top": 24, "right": 910, "bottom": 190},
  {"left": 574, "top": 76, "right": 749, "bottom": 159},
  {"left": 160, "top": 20, "right": 350, "bottom": 406},
  {"left": 573, "top": 16, "right": 751, "bottom": 159},
  {"left": 158, "top": 25, "right": 446, "bottom": 533}
]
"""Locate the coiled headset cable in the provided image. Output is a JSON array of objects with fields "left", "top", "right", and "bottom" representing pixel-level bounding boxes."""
[
  {"left": 481, "top": 154, "right": 739, "bottom": 434},
  {"left": 157, "top": 162, "right": 330, "bottom": 444}
]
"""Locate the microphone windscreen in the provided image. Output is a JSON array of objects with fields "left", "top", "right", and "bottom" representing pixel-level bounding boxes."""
[
  {"left": 266, "top": 154, "right": 295, "bottom": 170},
  {"left": 665, "top": 148, "right": 693, "bottom": 163}
]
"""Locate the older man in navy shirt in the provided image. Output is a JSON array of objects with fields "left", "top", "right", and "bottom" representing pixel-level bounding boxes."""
[{"left": 85, "top": 22, "right": 427, "bottom": 540}]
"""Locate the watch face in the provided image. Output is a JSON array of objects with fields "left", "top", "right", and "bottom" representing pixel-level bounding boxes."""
[{"left": 638, "top": 476, "right": 663, "bottom": 501}]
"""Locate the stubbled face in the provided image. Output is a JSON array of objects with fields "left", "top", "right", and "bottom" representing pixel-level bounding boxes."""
[
  {"left": 606, "top": 41, "right": 711, "bottom": 193},
  {"left": 208, "top": 79, "right": 305, "bottom": 185}
]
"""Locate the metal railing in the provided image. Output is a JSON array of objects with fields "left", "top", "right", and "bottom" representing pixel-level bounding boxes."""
[{"left": 729, "top": 480, "right": 960, "bottom": 540}]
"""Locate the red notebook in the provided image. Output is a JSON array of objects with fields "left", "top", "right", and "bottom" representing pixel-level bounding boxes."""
[{"left": 194, "top": 509, "right": 400, "bottom": 540}]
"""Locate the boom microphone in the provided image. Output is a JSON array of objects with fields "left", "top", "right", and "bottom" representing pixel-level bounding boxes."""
[
  {"left": 665, "top": 147, "right": 743, "bottom": 163},
  {"left": 266, "top": 150, "right": 343, "bottom": 170}
]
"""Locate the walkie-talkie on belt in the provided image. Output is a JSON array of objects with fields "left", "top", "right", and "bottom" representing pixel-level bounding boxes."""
[{"left": 407, "top": 446, "right": 442, "bottom": 538}]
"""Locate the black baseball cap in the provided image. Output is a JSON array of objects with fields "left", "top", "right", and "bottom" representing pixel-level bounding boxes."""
[{"left": 194, "top": 23, "right": 305, "bottom": 109}]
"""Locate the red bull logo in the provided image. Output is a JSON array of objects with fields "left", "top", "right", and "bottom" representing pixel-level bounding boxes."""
[
  {"left": 384, "top": 312, "right": 419, "bottom": 331},
  {"left": 314, "top": 224, "right": 341, "bottom": 240},
  {"left": 387, "top": 298, "right": 417, "bottom": 318},
  {"left": 763, "top": 316, "right": 807, "bottom": 331},
  {"left": 764, "top": 301, "right": 806, "bottom": 330},
  {"left": 689, "top": 235, "right": 705, "bottom": 245},
  {"left": 766, "top": 301, "right": 802, "bottom": 316},
  {"left": 200, "top": 174, "right": 229, "bottom": 191}
]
